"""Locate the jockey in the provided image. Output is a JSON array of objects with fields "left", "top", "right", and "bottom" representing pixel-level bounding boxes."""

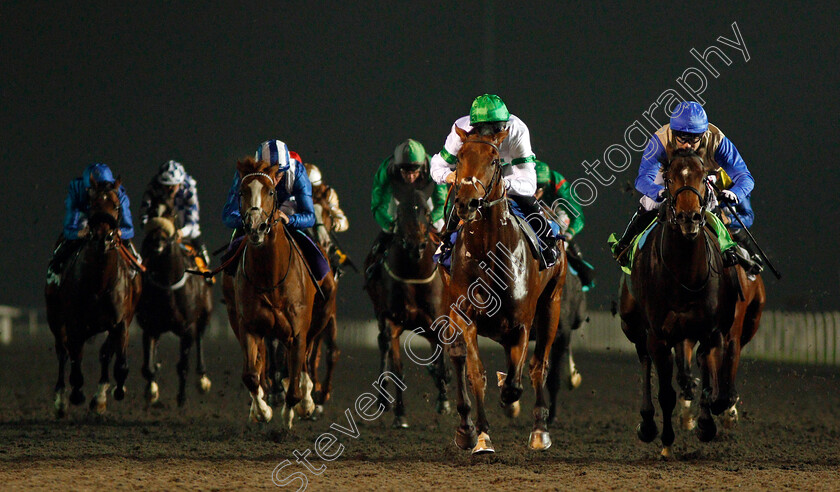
[
  {"left": 715, "top": 171, "right": 763, "bottom": 272},
  {"left": 48, "top": 163, "right": 138, "bottom": 279},
  {"left": 534, "top": 161, "right": 595, "bottom": 290},
  {"left": 222, "top": 139, "right": 315, "bottom": 233},
  {"left": 368, "top": 139, "right": 448, "bottom": 267},
  {"left": 306, "top": 162, "right": 351, "bottom": 274},
  {"left": 430, "top": 94, "right": 560, "bottom": 268},
  {"left": 138, "top": 160, "right": 209, "bottom": 265},
  {"left": 609, "top": 101, "right": 761, "bottom": 274}
]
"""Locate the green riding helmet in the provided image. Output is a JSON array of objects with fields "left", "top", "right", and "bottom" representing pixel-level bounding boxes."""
[
  {"left": 394, "top": 139, "right": 427, "bottom": 169},
  {"left": 469, "top": 94, "right": 511, "bottom": 125}
]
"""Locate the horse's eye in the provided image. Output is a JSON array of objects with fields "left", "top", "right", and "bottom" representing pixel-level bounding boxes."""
[{"left": 268, "top": 190, "right": 275, "bottom": 196}]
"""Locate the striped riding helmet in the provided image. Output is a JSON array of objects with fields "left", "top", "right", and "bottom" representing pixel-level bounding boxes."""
[
  {"left": 157, "top": 160, "right": 186, "bottom": 185},
  {"left": 255, "top": 140, "right": 291, "bottom": 172}
]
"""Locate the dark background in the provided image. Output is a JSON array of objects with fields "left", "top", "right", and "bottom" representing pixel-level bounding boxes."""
[{"left": 3, "top": 1, "right": 838, "bottom": 317}]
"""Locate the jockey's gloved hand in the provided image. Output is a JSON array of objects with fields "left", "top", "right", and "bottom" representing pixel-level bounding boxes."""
[
  {"left": 720, "top": 190, "right": 739, "bottom": 204},
  {"left": 656, "top": 189, "right": 666, "bottom": 202},
  {"left": 432, "top": 218, "right": 445, "bottom": 233}
]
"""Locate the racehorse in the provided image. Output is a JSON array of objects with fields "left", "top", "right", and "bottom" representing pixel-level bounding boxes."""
[
  {"left": 443, "top": 127, "right": 567, "bottom": 453},
  {"left": 618, "top": 148, "right": 738, "bottom": 457},
  {"left": 45, "top": 177, "right": 142, "bottom": 417},
  {"left": 221, "top": 157, "right": 322, "bottom": 428},
  {"left": 546, "top": 266, "right": 587, "bottom": 424},
  {"left": 675, "top": 266, "right": 766, "bottom": 431},
  {"left": 364, "top": 189, "right": 450, "bottom": 428},
  {"left": 136, "top": 208, "right": 213, "bottom": 408}
]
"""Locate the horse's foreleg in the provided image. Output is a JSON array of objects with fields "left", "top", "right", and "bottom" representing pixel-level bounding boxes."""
[
  {"left": 464, "top": 327, "right": 493, "bottom": 454},
  {"left": 528, "top": 298, "right": 561, "bottom": 451},
  {"left": 376, "top": 318, "right": 393, "bottom": 412},
  {"left": 285, "top": 333, "right": 314, "bottom": 425},
  {"left": 633, "top": 333, "right": 657, "bottom": 444},
  {"left": 241, "top": 331, "right": 272, "bottom": 424},
  {"left": 112, "top": 322, "right": 130, "bottom": 402},
  {"left": 695, "top": 342, "right": 718, "bottom": 442},
  {"left": 675, "top": 339, "right": 697, "bottom": 430},
  {"left": 91, "top": 332, "right": 115, "bottom": 414},
  {"left": 67, "top": 338, "right": 85, "bottom": 406},
  {"left": 195, "top": 328, "right": 211, "bottom": 394},
  {"left": 142, "top": 332, "right": 160, "bottom": 406},
  {"left": 447, "top": 322, "right": 476, "bottom": 451},
  {"left": 176, "top": 334, "right": 194, "bottom": 407},
  {"left": 500, "top": 326, "right": 528, "bottom": 413},
  {"left": 321, "top": 316, "right": 340, "bottom": 406},
  {"left": 53, "top": 338, "right": 68, "bottom": 418},
  {"left": 651, "top": 340, "right": 676, "bottom": 457},
  {"left": 388, "top": 321, "right": 408, "bottom": 429},
  {"left": 429, "top": 336, "right": 451, "bottom": 414}
]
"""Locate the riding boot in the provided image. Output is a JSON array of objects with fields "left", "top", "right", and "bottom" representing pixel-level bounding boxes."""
[
  {"left": 191, "top": 237, "right": 211, "bottom": 266},
  {"left": 48, "top": 238, "right": 79, "bottom": 277},
  {"left": 126, "top": 240, "right": 142, "bottom": 264},
  {"left": 611, "top": 206, "right": 658, "bottom": 261},
  {"left": 566, "top": 238, "right": 595, "bottom": 291},
  {"left": 365, "top": 231, "right": 394, "bottom": 281},
  {"left": 512, "top": 194, "right": 559, "bottom": 269}
]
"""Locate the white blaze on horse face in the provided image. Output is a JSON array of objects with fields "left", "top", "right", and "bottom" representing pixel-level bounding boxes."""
[{"left": 246, "top": 179, "right": 263, "bottom": 211}]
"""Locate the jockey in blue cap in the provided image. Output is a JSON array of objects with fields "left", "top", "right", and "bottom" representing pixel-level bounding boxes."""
[
  {"left": 222, "top": 140, "right": 315, "bottom": 232},
  {"left": 48, "top": 163, "right": 138, "bottom": 281},
  {"left": 139, "top": 160, "right": 209, "bottom": 264},
  {"left": 609, "top": 101, "right": 761, "bottom": 274}
]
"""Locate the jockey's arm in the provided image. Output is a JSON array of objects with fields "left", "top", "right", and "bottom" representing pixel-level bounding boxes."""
[
  {"left": 724, "top": 195, "right": 755, "bottom": 229},
  {"left": 327, "top": 188, "right": 349, "bottom": 232},
  {"left": 138, "top": 184, "right": 154, "bottom": 227},
  {"left": 430, "top": 120, "right": 465, "bottom": 185},
  {"left": 117, "top": 185, "right": 135, "bottom": 240},
  {"left": 551, "top": 170, "right": 585, "bottom": 235},
  {"left": 287, "top": 164, "right": 315, "bottom": 230},
  {"left": 178, "top": 177, "right": 200, "bottom": 238},
  {"left": 500, "top": 117, "right": 537, "bottom": 196},
  {"left": 714, "top": 137, "right": 754, "bottom": 203},
  {"left": 635, "top": 137, "right": 667, "bottom": 201},
  {"left": 371, "top": 159, "right": 395, "bottom": 231},
  {"left": 62, "top": 179, "right": 88, "bottom": 240},
  {"left": 221, "top": 172, "right": 243, "bottom": 229},
  {"left": 430, "top": 183, "right": 448, "bottom": 231}
]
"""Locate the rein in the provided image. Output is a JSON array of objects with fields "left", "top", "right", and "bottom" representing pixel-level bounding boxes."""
[
  {"left": 383, "top": 260, "right": 438, "bottom": 284},
  {"left": 241, "top": 230, "right": 294, "bottom": 294},
  {"left": 241, "top": 171, "right": 282, "bottom": 236},
  {"left": 657, "top": 222, "right": 714, "bottom": 293},
  {"left": 452, "top": 139, "right": 507, "bottom": 213}
]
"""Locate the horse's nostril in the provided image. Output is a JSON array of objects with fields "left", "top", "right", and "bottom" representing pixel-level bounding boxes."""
[
  {"left": 692, "top": 212, "right": 702, "bottom": 223},
  {"left": 257, "top": 223, "right": 267, "bottom": 233},
  {"left": 468, "top": 199, "right": 480, "bottom": 210}
]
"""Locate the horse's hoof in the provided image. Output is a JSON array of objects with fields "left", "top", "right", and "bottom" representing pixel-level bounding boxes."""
[
  {"left": 435, "top": 399, "right": 452, "bottom": 415},
  {"left": 455, "top": 425, "right": 478, "bottom": 450},
  {"left": 500, "top": 384, "right": 523, "bottom": 406},
  {"left": 54, "top": 392, "right": 68, "bottom": 419},
  {"left": 197, "top": 375, "right": 212, "bottom": 394},
  {"left": 471, "top": 432, "right": 495, "bottom": 454},
  {"left": 679, "top": 398, "right": 696, "bottom": 431},
  {"left": 294, "top": 398, "right": 316, "bottom": 419},
  {"left": 112, "top": 385, "right": 126, "bottom": 401},
  {"left": 528, "top": 429, "right": 552, "bottom": 451},
  {"left": 314, "top": 404, "right": 325, "bottom": 417},
  {"left": 502, "top": 400, "right": 521, "bottom": 419},
  {"left": 69, "top": 389, "right": 85, "bottom": 406},
  {"left": 568, "top": 370, "right": 583, "bottom": 390},
  {"left": 146, "top": 382, "right": 160, "bottom": 405},
  {"left": 660, "top": 446, "right": 672, "bottom": 459},
  {"left": 177, "top": 393, "right": 186, "bottom": 408},
  {"left": 281, "top": 404, "right": 294, "bottom": 429},
  {"left": 392, "top": 416, "right": 409, "bottom": 429},
  {"left": 89, "top": 396, "right": 107, "bottom": 415},
  {"left": 696, "top": 416, "right": 717, "bottom": 442},
  {"left": 719, "top": 404, "right": 739, "bottom": 430},
  {"left": 636, "top": 421, "right": 658, "bottom": 443}
]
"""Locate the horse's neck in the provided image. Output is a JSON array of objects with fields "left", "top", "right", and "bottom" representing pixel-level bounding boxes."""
[
  {"left": 244, "top": 228, "right": 293, "bottom": 281},
  {"left": 461, "top": 202, "right": 519, "bottom": 258},
  {"left": 80, "top": 240, "right": 121, "bottom": 288},
  {"left": 387, "top": 233, "right": 436, "bottom": 278},
  {"left": 148, "top": 242, "right": 186, "bottom": 283},
  {"left": 659, "top": 225, "right": 710, "bottom": 285}
]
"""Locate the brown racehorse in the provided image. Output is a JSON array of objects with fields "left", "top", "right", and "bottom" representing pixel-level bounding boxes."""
[
  {"left": 619, "top": 148, "right": 738, "bottom": 457},
  {"left": 675, "top": 266, "right": 766, "bottom": 430},
  {"left": 45, "top": 178, "right": 142, "bottom": 417},
  {"left": 365, "top": 189, "right": 450, "bottom": 428},
  {"left": 546, "top": 266, "right": 587, "bottom": 424},
  {"left": 136, "top": 213, "right": 214, "bottom": 408},
  {"left": 221, "top": 157, "right": 322, "bottom": 428},
  {"left": 443, "top": 127, "right": 566, "bottom": 453}
]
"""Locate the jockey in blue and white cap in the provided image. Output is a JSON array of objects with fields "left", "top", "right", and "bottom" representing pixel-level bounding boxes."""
[
  {"left": 222, "top": 139, "right": 316, "bottom": 231},
  {"left": 139, "top": 160, "right": 209, "bottom": 263},
  {"left": 610, "top": 101, "right": 761, "bottom": 273},
  {"left": 49, "top": 163, "right": 138, "bottom": 280}
]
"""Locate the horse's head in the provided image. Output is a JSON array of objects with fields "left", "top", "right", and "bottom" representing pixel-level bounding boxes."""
[
  {"left": 453, "top": 126, "right": 509, "bottom": 221},
  {"left": 237, "top": 156, "right": 280, "bottom": 245},
  {"left": 87, "top": 178, "right": 122, "bottom": 251},
  {"left": 394, "top": 190, "right": 432, "bottom": 261},
  {"left": 148, "top": 185, "right": 178, "bottom": 223},
  {"left": 311, "top": 186, "right": 333, "bottom": 249},
  {"left": 664, "top": 149, "right": 708, "bottom": 239},
  {"left": 142, "top": 216, "right": 177, "bottom": 257}
]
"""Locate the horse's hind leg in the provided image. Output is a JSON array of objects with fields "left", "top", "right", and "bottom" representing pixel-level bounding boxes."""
[
  {"left": 695, "top": 342, "right": 719, "bottom": 442},
  {"left": 320, "top": 316, "right": 340, "bottom": 408},
  {"left": 428, "top": 336, "right": 451, "bottom": 414},
  {"left": 376, "top": 317, "right": 393, "bottom": 413},
  {"left": 500, "top": 327, "right": 528, "bottom": 419},
  {"left": 283, "top": 333, "right": 314, "bottom": 426},
  {"left": 675, "top": 340, "right": 697, "bottom": 430},
  {"left": 142, "top": 333, "right": 160, "bottom": 406},
  {"left": 546, "top": 322, "right": 572, "bottom": 425},
  {"left": 651, "top": 341, "right": 677, "bottom": 457},
  {"left": 53, "top": 338, "right": 69, "bottom": 418},
  {"left": 529, "top": 298, "right": 561, "bottom": 451},
  {"left": 176, "top": 334, "right": 194, "bottom": 407},
  {"left": 388, "top": 322, "right": 408, "bottom": 429},
  {"left": 464, "top": 327, "right": 493, "bottom": 453},
  {"left": 67, "top": 338, "right": 86, "bottom": 406},
  {"left": 448, "top": 323, "right": 477, "bottom": 451},
  {"left": 195, "top": 318, "right": 212, "bottom": 394},
  {"left": 112, "top": 322, "right": 130, "bottom": 401},
  {"left": 633, "top": 334, "right": 658, "bottom": 444},
  {"left": 91, "top": 332, "right": 115, "bottom": 414}
]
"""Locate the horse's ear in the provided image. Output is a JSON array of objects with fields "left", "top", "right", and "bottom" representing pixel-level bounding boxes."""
[
  {"left": 455, "top": 126, "right": 469, "bottom": 142},
  {"left": 113, "top": 176, "right": 121, "bottom": 189},
  {"left": 236, "top": 157, "right": 252, "bottom": 175},
  {"left": 493, "top": 129, "right": 509, "bottom": 146}
]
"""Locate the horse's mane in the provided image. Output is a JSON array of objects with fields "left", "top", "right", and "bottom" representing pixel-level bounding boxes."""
[
  {"left": 236, "top": 156, "right": 275, "bottom": 176},
  {"left": 665, "top": 148, "right": 705, "bottom": 180},
  {"left": 144, "top": 216, "right": 176, "bottom": 236}
]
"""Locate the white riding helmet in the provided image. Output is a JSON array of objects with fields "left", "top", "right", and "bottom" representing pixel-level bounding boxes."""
[
  {"left": 307, "top": 164, "right": 323, "bottom": 186},
  {"left": 157, "top": 160, "right": 186, "bottom": 185}
]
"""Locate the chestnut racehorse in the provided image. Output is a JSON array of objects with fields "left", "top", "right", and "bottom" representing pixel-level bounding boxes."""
[
  {"left": 444, "top": 127, "right": 566, "bottom": 453},
  {"left": 45, "top": 178, "right": 142, "bottom": 417},
  {"left": 619, "top": 148, "right": 738, "bottom": 457},
  {"left": 546, "top": 266, "right": 587, "bottom": 424},
  {"left": 221, "top": 157, "right": 322, "bottom": 428},
  {"left": 365, "top": 189, "right": 450, "bottom": 428}
]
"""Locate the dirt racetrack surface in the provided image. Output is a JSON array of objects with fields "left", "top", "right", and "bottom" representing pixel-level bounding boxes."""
[{"left": 1, "top": 332, "right": 839, "bottom": 491}]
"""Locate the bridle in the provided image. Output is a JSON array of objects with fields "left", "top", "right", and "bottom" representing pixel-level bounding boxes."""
[
  {"left": 240, "top": 172, "right": 281, "bottom": 236},
  {"left": 451, "top": 139, "right": 507, "bottom": 213}
]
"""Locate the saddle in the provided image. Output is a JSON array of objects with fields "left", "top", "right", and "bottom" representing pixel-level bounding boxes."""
[{"left": 219, "top": 231, "right": 330, "bottom": 284}]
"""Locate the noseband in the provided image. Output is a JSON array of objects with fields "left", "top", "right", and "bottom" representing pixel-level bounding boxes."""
[
  {"left": 453, "top": 139, "right": 506, "bottom": 211},
  {"left": 665, "top": 181, "right": 707, "bottom": 228},
  {"left": 240, "top": 172, "right": 280, "bottom": 235}
]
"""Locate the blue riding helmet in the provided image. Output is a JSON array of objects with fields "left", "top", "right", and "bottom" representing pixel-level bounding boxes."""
[
  {"left": 670, "top": 101, "right": 708, "bottom": 134},
  {"left": 83, "top": 163, "right": 115, "bottom": 188},
  {"left": 255, "top": 139, "right": 291, "bottom": 172}
]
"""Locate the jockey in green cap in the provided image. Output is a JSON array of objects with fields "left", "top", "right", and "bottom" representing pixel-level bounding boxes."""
[{"left": 367, "top": 139, "right": 448, "bottom": 279}]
